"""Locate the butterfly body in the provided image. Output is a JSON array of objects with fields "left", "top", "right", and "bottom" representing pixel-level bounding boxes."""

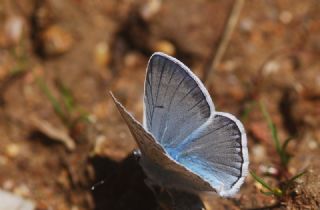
[{"left": 111, "top": 52, "right": 249, "bottom": 197}]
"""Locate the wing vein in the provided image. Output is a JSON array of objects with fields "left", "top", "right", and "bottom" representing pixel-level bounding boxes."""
[
  {"left": 145, "top": 81, "right": 153, "bottom": 127},
  {"left": 159, "top": 73, "right": 188, "bottom": 143},
  {"left": 157, "top": 64, "right": 179, "bottom": 142},
  {"left": 178, "top": 83, "right": 198, "bottom": 104},
  {"left": 155, "top": 59, "right": 167, "bottom": 106},
  {"left": 187, "top": 98, "right": 204, "bottom": 112}
]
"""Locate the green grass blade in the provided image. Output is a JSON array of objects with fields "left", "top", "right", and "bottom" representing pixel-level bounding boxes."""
[
  {"left": 288, "top": 170, "right": 306, "bottom": 184},
  {"left": 58, "top": 82, "right": 74, "bottom": 114},
  {"left": 240, "top": 101, "right": 256, "bottom": 122},
  {"left": 280, "top": 137, "right": 293, "bottom": 166},
  {"left": 37, "top": 77, "right": 66, "bottom": 122},
  {"left": 259, "top": 101, "right": 290, "bottom": 166},
  {"left": 259, "top": 101, "right": 281, "bottom": 153},
  {"left": 272, "top": 188, "right": 283, "bottom": 197},
  {"left": 282, "top": 137, "right": 293, "bottom": 151},
  {"left": 250, "top": 171, "right": 274, "bottom": 193},
  {"left": 261, "top": 191, "right": 275, "bottom": 196},
  {"left": 282, "top": 170, "right": 306, "bottom": 193}
]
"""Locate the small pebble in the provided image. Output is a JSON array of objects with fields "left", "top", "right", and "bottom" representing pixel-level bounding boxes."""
[
  {"left": 140, "top": 0, "right": 162, "bottom": 20},
  {"left": 92, "top": 135, "right": 107, "bottom": 155},
  {"left": 221, "top": 59, "right": 239, "bottom": 72},
  {"left": 71, "top": 206, "right": 79, "bottom": 210},
  {"left": 263, "top": 60, "right": 280, "bottom": 76},
  {"left": 308, "top": 139, "right": 318, "bottom": 150},
  {"left": 40, "top": 25, "right": 74, "bottom": 56},
  {"left": 124, "top": 52, "right": 141, "bottom": 67},
  {"left": 94, "top": 42, "right": 111, "bottom": 67},
  {"left": 240, "top": 18, "right": 254, "bottom": 32},
  {"left": 4, "top": 16, "right": 25, "bottom": 46},
  {"left": 3, "top": 180, "right": 14, "bottom": 191},
  {"left": 252, "top": 144, "right": 267, "bottom": 162},
  {"left": 0, "top": 190, "right": 35, "bottom": 210},
  {"left": 259, "top": 165, "right": 278, "bottom": 176},
  {"left": 5, "top": 143, "right": 20, "bottom": 158},
  {"left": 152, "top": 40, "right": 176, "bottom": 56},
  {"left": 279, "top": 11, "right": 293, "bottom": 24}
]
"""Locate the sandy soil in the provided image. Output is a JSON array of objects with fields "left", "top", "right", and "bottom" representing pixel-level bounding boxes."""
[{"left": 0, "top": 0, "right": 319, "bottom": 209}]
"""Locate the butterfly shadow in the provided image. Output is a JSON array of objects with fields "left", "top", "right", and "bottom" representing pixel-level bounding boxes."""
[
  {"left": 90, "top": 153, "right": 205, "bottom": 210},
  {"left": 90, "top": 153, "right": 156, "bottom": 210}
]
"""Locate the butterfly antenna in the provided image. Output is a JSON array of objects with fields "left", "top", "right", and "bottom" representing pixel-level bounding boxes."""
[{"left": 91, "top": 180, "right": 105, "bottom": 191}]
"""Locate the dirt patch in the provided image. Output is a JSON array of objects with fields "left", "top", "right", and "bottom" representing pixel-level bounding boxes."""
[{"left": 0, "top": 0, "right": 319, "bottom": 209}]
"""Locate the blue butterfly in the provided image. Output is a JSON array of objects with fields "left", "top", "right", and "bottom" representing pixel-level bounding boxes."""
[{"left": 111, "top": 52, "right": 249, "bottom": 197}]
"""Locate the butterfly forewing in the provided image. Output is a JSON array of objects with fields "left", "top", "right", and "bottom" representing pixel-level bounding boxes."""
[{"left": 144, "top": 53, "right": 214, "bottom": 150}]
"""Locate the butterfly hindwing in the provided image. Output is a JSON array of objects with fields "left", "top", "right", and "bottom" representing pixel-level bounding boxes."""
[{"left": 176, "top": 112, "right": 248, "bottom": 196}]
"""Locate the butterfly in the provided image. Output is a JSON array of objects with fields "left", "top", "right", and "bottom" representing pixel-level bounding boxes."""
[{"left": 110, "top": 52, "right": 249, "bottom": 197}]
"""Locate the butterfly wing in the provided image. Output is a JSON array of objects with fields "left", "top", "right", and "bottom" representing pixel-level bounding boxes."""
[
  {"left": 143, "top": 53, "right": 248, "bottom": 196},
  {"left": 112, "top": 52, "right": 249, "bottom": 197},
  {"left": 175, "top": 112, "right": 249, "bottom": 197},
  {"left": 143, "top": 52, "right": 214, "bottom": 149},
  {"left": 110, "top": 93, "right": 213, "bottom": 191}
]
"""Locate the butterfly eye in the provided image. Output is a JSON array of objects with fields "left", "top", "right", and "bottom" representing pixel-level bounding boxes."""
[{"left": 133, "top": 149, "right": 142, "bottom": 161}]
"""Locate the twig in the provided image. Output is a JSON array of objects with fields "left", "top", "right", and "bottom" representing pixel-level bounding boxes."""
[
  {"left": 203, "top": 0, "right": 245, "bottom": 86},
  {"left": 31, "top": 116, "right": 76, "bottom": 151}
]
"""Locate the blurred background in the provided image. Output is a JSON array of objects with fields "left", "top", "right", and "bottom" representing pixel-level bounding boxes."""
[{"left": 0, "top": 0, "right": 319, "bottom": 209}]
